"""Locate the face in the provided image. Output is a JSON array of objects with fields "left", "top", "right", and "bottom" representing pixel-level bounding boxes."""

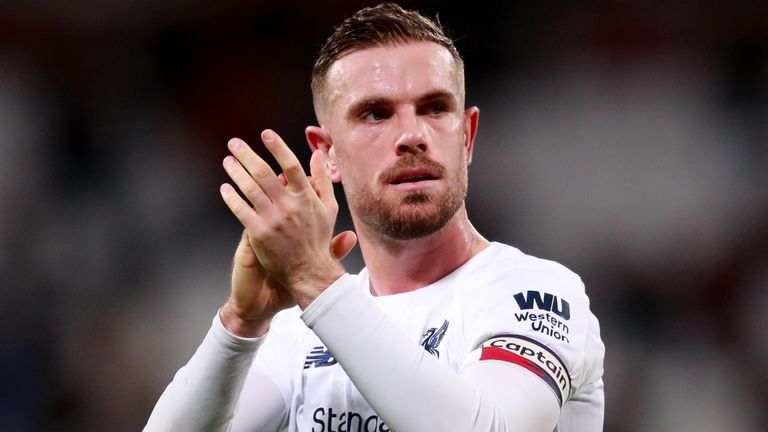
[{"left": 309, "top": 42, "right": 479, "bottom": 240}]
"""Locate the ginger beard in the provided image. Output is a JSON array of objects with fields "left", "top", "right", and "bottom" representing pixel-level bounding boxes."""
[{"left": 341, "top": 149, "right": 468, "bottom": 241}]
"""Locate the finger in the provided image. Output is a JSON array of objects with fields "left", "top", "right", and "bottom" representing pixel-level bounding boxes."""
[
  {"left": 277, "top": 173, "right": 288, "bottom": 187},
  {"left": 309, "top": 149, "right": 334, "bottom": 205},
  {"left": 220, "top": 183, "right": 261, "bottom": 231},
  {"left": 223, "top": 156, "right": 271, "bottom": 211},
  {"left": 227, "top": 137, "right": 284, "bottom": 200},
  {"left": 233, "top": 230, "right": 260, "bottom": 269},
  {"left": 260, "top": 129, "right": 310, "bottom": 192},
  {"left": 330, "top": 230, "right": 357, "bottom": 260}
]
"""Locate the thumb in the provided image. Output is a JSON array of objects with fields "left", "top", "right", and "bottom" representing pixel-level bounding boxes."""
[
  {"left": 234, "top": 230, "right": 260, "bottom": 269},
  {"left": 310, "top": 149, "right": 334, "bottom": 205},
  {"left": 330, "top": 230, "right": 358, "bottom": 260}
]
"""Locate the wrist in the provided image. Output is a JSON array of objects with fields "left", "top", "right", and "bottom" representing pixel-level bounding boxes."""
[
  {"left": 219, "top": 301, "right": 273, "bottom": 338},
  {"left": 291, "top": 263, "right": 346, "bottom": 310}
]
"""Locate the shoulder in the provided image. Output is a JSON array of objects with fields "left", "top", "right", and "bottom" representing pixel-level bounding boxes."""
[
  {"left": 456, "top": 243, "right": 603, "bottom": 396},
  {"left": 457, "top": 242, "right": 586, "bottom": 301}
]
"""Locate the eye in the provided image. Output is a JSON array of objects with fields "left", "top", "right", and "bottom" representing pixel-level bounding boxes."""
[
  {"left": 429, "top": 103, "right": 446, "bottom": 115},
  {"left": 362, "top": 108, "right": 390, "bottom": 122},
  {"left": 419, "top": 102, "right": 448, "bottom": 116}
]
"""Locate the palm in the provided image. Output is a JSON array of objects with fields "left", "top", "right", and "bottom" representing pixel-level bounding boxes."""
[
  {"left": 230, "top": 232, "right": 295, "bottom": 321},
  {"left": 228, "top": 229, "right": 357, "bottom": 323}
]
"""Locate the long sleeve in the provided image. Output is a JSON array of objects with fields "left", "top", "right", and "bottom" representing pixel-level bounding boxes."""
[
  {"left": 301, "top": 274, "right": 561, "bottom": 432},
  {"left": 144, "top": 314, "right": 285, "bottom": 432}
]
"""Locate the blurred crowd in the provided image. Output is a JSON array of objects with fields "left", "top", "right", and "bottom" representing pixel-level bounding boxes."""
[{"left": 0, "top": 1, "right": 766, "bottom": 431}]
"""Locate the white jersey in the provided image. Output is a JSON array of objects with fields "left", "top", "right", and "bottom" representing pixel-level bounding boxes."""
[{"left": 253, "top": 242, "right": 604, "bottom": 431}]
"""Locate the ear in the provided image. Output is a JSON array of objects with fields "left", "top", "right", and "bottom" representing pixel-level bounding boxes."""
[
  {"left": 305, "top": 125, "right": 341, "bottom": 182},
  {"left": 463, "top": 107, "right": 480, "bottom": 165}
]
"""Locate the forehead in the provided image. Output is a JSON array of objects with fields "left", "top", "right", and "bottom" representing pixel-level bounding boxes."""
[{"left": 325, "top": 42, "right": 461, "bottom": 111}]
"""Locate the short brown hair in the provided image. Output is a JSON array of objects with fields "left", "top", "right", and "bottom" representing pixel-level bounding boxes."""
[{"left": 311, "top": 2, "right": 464, "bottom": 112}]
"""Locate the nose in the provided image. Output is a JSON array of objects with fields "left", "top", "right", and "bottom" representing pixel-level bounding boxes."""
[{"left": 394, "top": 110, "right": 428, "bottom": 155}]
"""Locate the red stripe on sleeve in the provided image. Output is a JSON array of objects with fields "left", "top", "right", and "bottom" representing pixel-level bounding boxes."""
[{"left": 480, "top": 346, "right": 544, "bottom": 378}]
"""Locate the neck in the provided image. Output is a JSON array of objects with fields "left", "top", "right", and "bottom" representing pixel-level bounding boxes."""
[{"left": 353, "top": 204, "right": 489, "bottom": 296}]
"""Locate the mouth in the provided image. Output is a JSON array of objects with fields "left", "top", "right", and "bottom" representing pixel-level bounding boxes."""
[
  {"left": 386, "top": 168, "right": 441, "bottom": 191},
  {"left": 390, "top": 170, "right": 439, "bottom": 185},
  {"left": 379, "top": 154, "right": 447, "bottom": 192},
  {"left": 389, "top": 168, "right": 440, "bottom": 184}
]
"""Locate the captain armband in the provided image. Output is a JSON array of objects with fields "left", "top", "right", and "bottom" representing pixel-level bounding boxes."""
[{"left": 474, "top": 334, "right": 572, "bottom": 406}]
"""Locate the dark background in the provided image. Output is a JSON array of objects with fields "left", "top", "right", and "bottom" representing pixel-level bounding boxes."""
[{"left": 1, "top": 1, "right": 766, "bottom": 430}]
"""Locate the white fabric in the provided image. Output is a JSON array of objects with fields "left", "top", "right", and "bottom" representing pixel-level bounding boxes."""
[
  {"left": 144, "top": 314, "right": 267, "bottom": 431},
  {"left": 298, "top": 271, "right": 560, "bottom": 431},
  {"left": 145, "top": 242, "right": 605, "bottom": 431}
]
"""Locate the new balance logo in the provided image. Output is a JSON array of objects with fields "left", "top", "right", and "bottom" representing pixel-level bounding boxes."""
[
  {"left": 421, "top": 320, "right": 449, "bottom": 358},
  {"left": 303, "top": 345, "right": 338, "bottom": 369},
  {"left": 513, "top": 291, "right": 571, "bottom": 320}
]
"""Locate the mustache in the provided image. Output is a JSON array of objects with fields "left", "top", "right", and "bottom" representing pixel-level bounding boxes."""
[{"left": 378, "top": 153, "right": 446, "bottom": 184}]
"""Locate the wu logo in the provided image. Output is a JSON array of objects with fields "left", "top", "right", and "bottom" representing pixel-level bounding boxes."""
[
  {"left": 513, "top": 291, "right": 571, "bottom": 320},
  {"left": 303, "top": 345, "right": 338, "bottom": 369},
  {"left": 421, "top": 320, "right": 449, "bottom": 358}
]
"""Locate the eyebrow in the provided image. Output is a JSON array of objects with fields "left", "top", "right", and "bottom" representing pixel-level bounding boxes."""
[
  {"left": 417, "top": 90, "right": 456, "bottom": 106},
  {"left": 346, "top": 97, "right": 392, "bottom": 118},
  {"left": 345, "top": 89, "right": 458, "bottom": 118}
]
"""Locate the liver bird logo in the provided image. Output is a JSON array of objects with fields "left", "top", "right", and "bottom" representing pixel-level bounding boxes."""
[{"left": 421, "top": 320, "right": 449, "bottom": 358}]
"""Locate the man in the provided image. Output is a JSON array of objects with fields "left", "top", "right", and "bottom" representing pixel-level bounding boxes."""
[{"left": 145, "top": 3, "right": 604, "bottom": 431}]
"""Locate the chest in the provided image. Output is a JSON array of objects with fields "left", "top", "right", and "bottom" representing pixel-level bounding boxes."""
[{"left": 288, "top": 299, "right": 467, "bottom": 431}]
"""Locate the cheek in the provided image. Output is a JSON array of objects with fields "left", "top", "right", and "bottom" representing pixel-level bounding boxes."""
[
  {"left": 335, "top": 147, "right": 372, "bottom": 184},
  {"left": 434, "top": 119, "right": 469, "bottom": 156},
  {"left": 335, "top": 127, "right": 391, "bottom": 168},
  {"left": 429, "top": 116, "right": 466, "bottom": 148}
]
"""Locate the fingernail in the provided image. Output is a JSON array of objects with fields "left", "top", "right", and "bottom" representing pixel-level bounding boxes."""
[
  {"left": 228, "top": 138, "right": 242, "bottom": 150},
  {"left": 262, "top": 129, "right": 275, "bottom": 141}
]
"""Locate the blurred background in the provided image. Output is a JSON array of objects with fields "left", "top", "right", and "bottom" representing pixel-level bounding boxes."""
[{"left": 1, "top": 0, "right": 766, "bottom": 430}]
